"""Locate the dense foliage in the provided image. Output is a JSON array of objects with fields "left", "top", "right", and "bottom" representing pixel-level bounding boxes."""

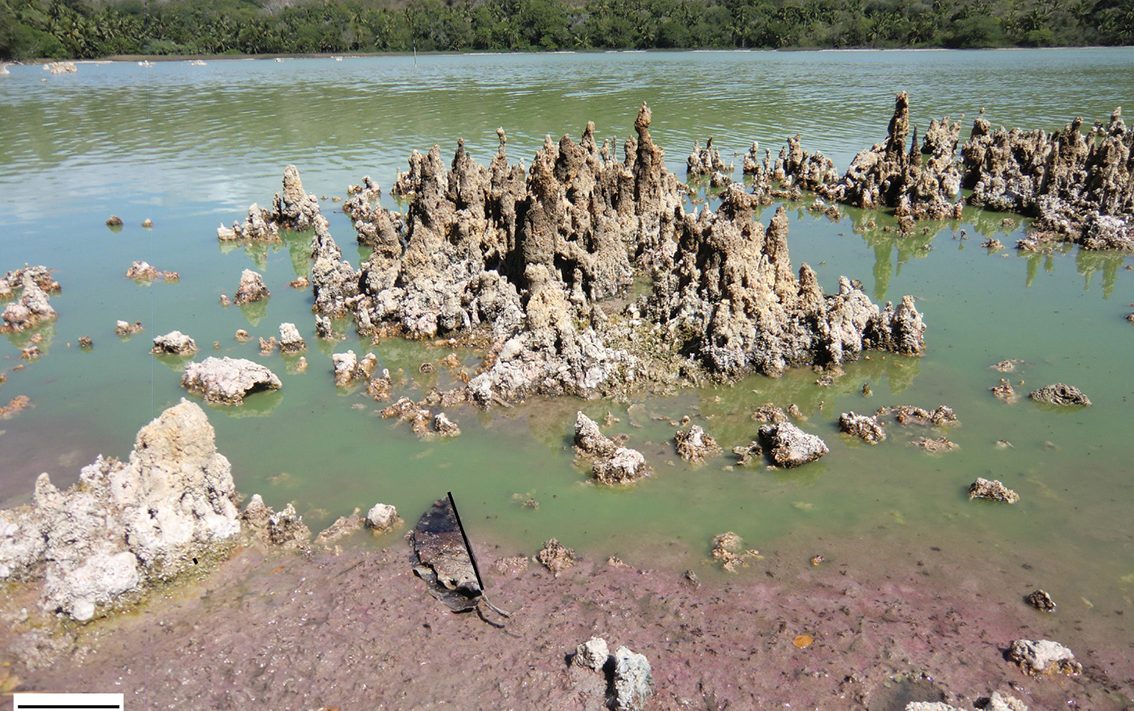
[{"left": 2, "top": 0, "right": 1131, "bottom": 60}]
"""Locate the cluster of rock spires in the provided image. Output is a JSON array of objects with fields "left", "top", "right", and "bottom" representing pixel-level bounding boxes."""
[
  {"left": 732, "top": 93, "right": 1131, "bottom": 248},
  {"left": 232, "top": 103, "right": 926, "bottom": 408},
  {"left": 963, "top": 107, "right": 1133, "bottom": 250}
]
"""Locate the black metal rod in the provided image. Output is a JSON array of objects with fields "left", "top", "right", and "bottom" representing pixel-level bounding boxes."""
[{"left": 447, "top": 491, "right": 485, "bottom": 592}]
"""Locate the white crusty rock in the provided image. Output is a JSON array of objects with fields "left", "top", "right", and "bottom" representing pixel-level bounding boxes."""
[
  {"left": 365, "top": 503, "right": 401, "bottom": 532},
  {"left": 1, "top": 274, "right": 57, "bottom": 333},
  {"left": 574, "top": 637, "right": 610, "bottom": 672},
  {"left": 332, "top": 350, "right": 378, "bottom": 386},
  {"left": 612, "top": 645, "right": 653, "bottom": 711},
  {"left": 278, "top": 322, "right": 306, "bottom": 353},
  {"left": 758, "top": 422, "right": 829, "bottom": 467},
  {"left": 181, "top": 356, "right": 282, "bottom": 405},
  {"left": 151, "top": 330, "right": 198, "bottom": 356},
  {"left": 574, "top": 412, "right": 650, "bottom": 485},
  {"left": 1008, "top": 639, "right": 1081, "bottom": 676},
  {"left": 233, "top": 269, "right": 270, "bottom": 305},
  {"left": 0, "top": 400, "right": 240, "bottom": 620}
]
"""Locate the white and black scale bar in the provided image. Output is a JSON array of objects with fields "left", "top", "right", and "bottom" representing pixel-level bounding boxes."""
[{"left": 12, "top": 693, "right": 124, "bottom": 710}]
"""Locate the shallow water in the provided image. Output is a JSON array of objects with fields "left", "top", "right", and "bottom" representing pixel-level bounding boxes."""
[{"left": 1, "top": 50, "right": 1133, "bottom": 651}]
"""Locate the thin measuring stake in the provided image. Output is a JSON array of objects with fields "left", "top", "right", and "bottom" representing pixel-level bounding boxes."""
[{"left": 447, "top": 491, "right": 484, "bottom": 592}]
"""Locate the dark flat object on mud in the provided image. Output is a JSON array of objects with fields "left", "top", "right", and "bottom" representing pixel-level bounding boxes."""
[{"left": 411, "top": 497, "right": 482, "bottom": 612}]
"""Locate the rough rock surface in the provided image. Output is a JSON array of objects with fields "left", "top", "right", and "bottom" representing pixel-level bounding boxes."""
[
  {"left": 0, "top": 400, "right": 240, "bottom": 620},
  {"left": 674, "top": 424, "right": 721, "bottom": 462},
  {"left": 814, "top": 92, "right": 963, "bottom": 228},
  {"left": 115, "top": 320, "right": 143, "bottom": 337},
  {"left": 838, "top": 411, "right": 886, "bottom": 444},
  {"left": 1, "top": 269, "right": 58, "bottom": 333},
  {"left": 1029, "top": 383, "right": 1091, "bottom": 406},
  {"left": 272, "top": 165, "right": 322, "bottom": 231},
  {"left": 574, "top": 637, "right": 609, "bottom": 671},
  {"left": 151, "top": 330, "right": 198, "bottom": 356},
  {"left": 963, "top": 107, "right": 1133, "bottom": 250},
  {"left": 314, "top": 509, "right": 363, "bottom": 547},
  {"left": 536, "top": 538, "right": 577, "bottom": 575},
  {"left": 968, "top": 478, "right": 1019, "bottom": 504},
  {"left": 641, "top": 201, "right": 925, "bottom": 377},
  {"left": 241, "top": 496, "right": 310, "bottom": 549},
  {"left": 1008, "top": 639, "right": 1081, "bottom": 676},
  {"left": 758, "top": 422, "right": 828, "bottom": 467},
  {"left": 1025, "top": 589, "right": 1055, "bottom": 612},
  {"left": 365, "top": 503, "right": 400, "bottom": 532},
  {"left": 574, "top": 412, "right": 650, "bottom": 485},
  {"left": 278, "top": 322, "right": 306, "bottom": 353},
  {"left": 612, "top": 645, "right": 653, "bottom": 711},
  {"left": 218, "top": 203, "right": 280, "bottom": 242},
  {"left": 332, "top": 351, "right": 378, "bottom": 386},
  {"left": 711, "top": 531, "right": 761, "bottom": 573},
  {"left": 233, "top": 269, "right": 270, "bottom": 305},
  {"left": 181, "top": 357, "right": 282, "bottom": 405},
  {"left": 686, "top": 137, "right": 732, "bottom": 179},
  {"left": 990, "top": 378, "right": 1016, "bottom": 402},
  {"left": 877, "top": 404, "right": 957, "bottom": 426}
]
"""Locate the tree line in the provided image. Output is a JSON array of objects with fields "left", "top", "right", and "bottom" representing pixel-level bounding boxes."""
[{"left": 2, "top": 0, "right": 1131, "bottom": 60}]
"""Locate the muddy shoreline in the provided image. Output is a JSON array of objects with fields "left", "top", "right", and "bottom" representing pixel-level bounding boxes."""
[{"left": 2, "top": 534, "right": 1131, "bottom": 709}]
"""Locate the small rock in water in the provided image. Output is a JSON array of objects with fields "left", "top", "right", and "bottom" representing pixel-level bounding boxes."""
[
  {"left": 78, "top": 336, "right": 93, "bottom": 349},
  {"left": 991, "top": 359, "right": 1022, "bottom": 372},
  {"left": 233, "top": 269, "right": 270, "bottom": 305},
  {"left": 711, "top": 531, "right": 761, "bottom": 573},
  {"left": 969, "top": 477, "right": 1019, "bottom": 503},
  {"left": 673, "top": 424, "right": 720, "bottom": 462},
  {"left": 838, "top": 411, "right": 885, "bottom": 444},
  {"left": 365, "top": 503, "right": 400, "bottom": 532},
  {"left": 913, "top": 436, "right": 957, "bottom": 454},
  {"left": 278, "top": 322, "right": 306, "bottom": 353},
  {"left": 1025, "top": 589, "right": 1056, "bottom": 612},
  {"left": 758, "top": 422, "right": 828, "bottom": 468},
  {"left": 1029, "top": 383, "right": 1091, "bottom": 406},
  {"left": 115, "top": 320, "right": 143, "bottom": 337},
  {"left": 151, "top": 330, "right": 198, "bottom": 356},
  {"left": 141, "top": 218, "right": 153, "bottom": 229},
  {"left": 105, "top": 215, "right": 123, "bottom": 228},
  {"left": 990, "top": 378, "right": 1016, "bottom": 402}
]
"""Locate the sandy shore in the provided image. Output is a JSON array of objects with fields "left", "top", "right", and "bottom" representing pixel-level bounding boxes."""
[{"left": 2, "top": 534, "right": 1130, "bottom": 710}]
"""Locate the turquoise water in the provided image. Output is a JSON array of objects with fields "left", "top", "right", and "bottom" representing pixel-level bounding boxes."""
[{"left": 1, "top": 51, "right": 1133, "bottom": 641}]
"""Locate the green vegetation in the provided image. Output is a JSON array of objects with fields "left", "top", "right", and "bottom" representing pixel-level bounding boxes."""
[{"left": 2, "top": 0, "right": 1131, "bottom": 60}]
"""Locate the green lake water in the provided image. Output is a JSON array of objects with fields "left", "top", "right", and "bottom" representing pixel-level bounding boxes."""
[{"left": 1, "top": 50, "right": 1133, "bottom": 647}]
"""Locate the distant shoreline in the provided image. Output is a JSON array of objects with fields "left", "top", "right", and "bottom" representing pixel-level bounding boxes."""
[{"left": 4, "top": 44, "right": 1129, "bottom": 65}]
